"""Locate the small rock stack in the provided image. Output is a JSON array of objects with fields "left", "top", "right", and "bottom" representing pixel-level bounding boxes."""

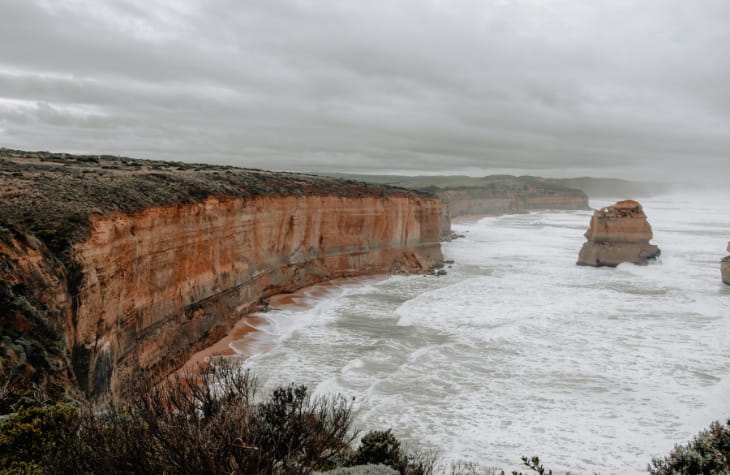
[
  {"left": 577, "top": 200, "right": 660, "bottom": 267},
  {"left": 722, "top": 242, "right": 730, "bottom": 285}
]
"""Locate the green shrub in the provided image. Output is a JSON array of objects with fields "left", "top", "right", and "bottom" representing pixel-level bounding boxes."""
[
  {"left": 649, "top": 420, "right": 730, "bottom": 474},
  {"left": 352, "top": 430, "right": 403, "bottom": 470},
  {"left": 0, "top": 402, "right": 79, "bottom": 472},
  {"left": 350, "top": 429, "right": 435, "bottom": 475}
]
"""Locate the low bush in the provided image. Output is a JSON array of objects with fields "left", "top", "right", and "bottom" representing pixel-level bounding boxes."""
[
  {"left": 349, "top": 429, "right": 436, "bottom": 475},
  {"left": 2, "top": 360, "right": 358, "bottom": 474},
  {"left": 649, "top": 419, "right": 730, "bottom": 474},
  {"left": 0, "top": 402, "right": 79, "bottom": 474},
  {"left": 351, "top": 430, "right": 403, "bottom": 469}
]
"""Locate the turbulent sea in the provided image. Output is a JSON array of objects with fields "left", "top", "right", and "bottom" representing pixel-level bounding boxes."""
[{"left": 238, "top": 192, "right": 730, "bottom": 474}]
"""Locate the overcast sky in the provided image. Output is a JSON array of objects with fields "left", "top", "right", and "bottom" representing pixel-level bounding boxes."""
[{"left": 0, "top": 0, "right": 728, "bottom": 181}]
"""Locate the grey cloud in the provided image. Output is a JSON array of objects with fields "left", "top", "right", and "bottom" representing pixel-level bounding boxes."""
[{"left": 0, "top": 0, "right": 728, "bottom": 182}]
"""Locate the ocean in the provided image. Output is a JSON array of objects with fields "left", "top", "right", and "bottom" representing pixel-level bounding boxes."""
[{"left": 235, "top": 192, "right": 730, "bottom": 474}]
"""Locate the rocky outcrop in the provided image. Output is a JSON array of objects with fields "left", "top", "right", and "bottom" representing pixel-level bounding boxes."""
[
  {"left": 577, "top": 200, "right": 660, "bottom": 267},
  {"left": 722, "top": 242, "right": 730, "bottom": 285},
  {"left": 0, "top": 150, "right": 443, "bottom": 401}
]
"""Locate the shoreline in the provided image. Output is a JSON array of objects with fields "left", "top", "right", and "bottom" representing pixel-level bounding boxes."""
[
  {"left": 174, "top": 276, "right": 380, "bottom": 378},
  {"left": 451, "top": 213, "right": 497, "bottom": 224}
]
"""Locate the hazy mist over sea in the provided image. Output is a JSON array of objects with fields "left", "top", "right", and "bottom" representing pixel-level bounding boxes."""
[{"left": 236, "top": 191, "right": 730, "bottom": 474}]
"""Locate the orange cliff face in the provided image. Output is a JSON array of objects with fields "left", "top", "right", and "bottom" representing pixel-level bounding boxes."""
[
  {"left": 68, "top": 194, "right": 443, "bottom": 398},
  {"left": 577, "top": 200, "right": 660, "bottom": 267}
]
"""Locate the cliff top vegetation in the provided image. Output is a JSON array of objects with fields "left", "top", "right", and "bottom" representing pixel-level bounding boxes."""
[
  {"left": 316, "top": 172, "right": 588, "bottom": 200},
  {"left": 0, "top": 148, "right": 429, "bottom": 255},
  {"left": 320, "top": 172, "right": 672, "bottom": 199}
]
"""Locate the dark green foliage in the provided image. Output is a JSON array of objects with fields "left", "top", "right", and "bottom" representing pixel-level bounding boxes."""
[
  {"left": 649, "top": 420, "right": 730, "bottom": 474},
  {"left": 0, "top": 269, "right": 71, "bottom": 412},
  {"left": 352, "top": 430, "right": 403, "bottom": 469},
  {"left": 254, "top": 383, "right": 355, "bottom": 472},
  {"left": 350, "top": 429, "right": 434, "bottom": 475},
  {"left": 0, "top": 402, "right": 79, "bottom": 474},
  {"left": 30, "top": 212, "right": 87, "bottom": 256}
]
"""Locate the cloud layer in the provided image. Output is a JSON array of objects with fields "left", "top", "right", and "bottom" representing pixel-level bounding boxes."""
[{"left": 1, "top": 0, "right": 728, "bottom": 181}]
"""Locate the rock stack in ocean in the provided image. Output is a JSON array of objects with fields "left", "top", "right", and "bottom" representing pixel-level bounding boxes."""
[
  {"left": 722, "top": 242, "right": 730, "bottom": 285},
  {"left": 577, "top": 200, "right": 660, "bottom": 267}
]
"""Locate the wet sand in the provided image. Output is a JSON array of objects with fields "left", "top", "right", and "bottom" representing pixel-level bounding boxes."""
[
  {"left": 175, "top": 314, "right": 267, "bottom": 376},
  {"left": 175, "top": 277, "right": 374, "bottom": 378}
]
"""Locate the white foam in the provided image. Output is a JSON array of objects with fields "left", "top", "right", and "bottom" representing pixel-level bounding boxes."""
[{"left": 243, "top": 191, "right": 730, "bottom": 474}]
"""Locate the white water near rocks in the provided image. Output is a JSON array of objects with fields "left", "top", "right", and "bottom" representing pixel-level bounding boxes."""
[{"left": 237, "top": 192, "right": 730, "bottom": 474}]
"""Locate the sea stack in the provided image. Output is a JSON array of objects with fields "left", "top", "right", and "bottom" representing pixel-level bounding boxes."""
[
  {"left": 722, "top": 242, "right": 730, "bottom": 285},
  {"left": 577, "top": 200, "right": 660, "bottom": 267}
]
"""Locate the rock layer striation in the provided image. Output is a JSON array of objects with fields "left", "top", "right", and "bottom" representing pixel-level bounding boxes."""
[
  {"left": 577, "top": 200, "right": 660, "bottom": 267},
  {"left": 73, "top": 195, "right": 442, "bottom": 398},
  {"left": 0, "top": 150, "right": 443, "bottom": 401}
]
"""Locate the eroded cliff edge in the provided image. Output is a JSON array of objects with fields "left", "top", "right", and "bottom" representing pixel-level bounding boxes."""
[
  {"left": 0, "top": 150, "right": 442, "bottom": 402},
  {"left": 722, "top": 242, "right": 730, "bottom": 285}
]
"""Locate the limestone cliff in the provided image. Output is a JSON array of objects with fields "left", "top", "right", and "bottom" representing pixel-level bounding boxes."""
[
  {"left": 0, "top": 150, "right": 442, "bottom": 401},
  {"left": 441, "top": 188, "right": 589, "bottom": 219},
  {"left": 425, "top": 176, "right": 589, "bottom": 223},
  {"left": 577, "top": 200, "right": 660, "bottom": 267},
  {"left": 73, "top": 195, "right": 441, "bottom": 398},
  {"left": 310, "top": 174, "right": 590, "bottom": 225},
  {"left": 722, "top": 242, "right": 730, "bottom": 285}
]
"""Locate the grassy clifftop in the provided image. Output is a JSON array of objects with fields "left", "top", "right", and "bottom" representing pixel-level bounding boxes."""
[
  {"left": 318, "top": 172, "right": 588, "bottom": 199},
  {"left": 320, "top": 172, "right": 671, "bottom": 200},
  {"left": 412, "top": 174, "right": 588, "bottom": 199},
  {"left": 0, "top": 148, "right": 427, "bottom": 256}
]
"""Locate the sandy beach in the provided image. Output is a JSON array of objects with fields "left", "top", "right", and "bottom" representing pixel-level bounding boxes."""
[{"left": 175, "top": 278, "right": 371, "bottom": 377}]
